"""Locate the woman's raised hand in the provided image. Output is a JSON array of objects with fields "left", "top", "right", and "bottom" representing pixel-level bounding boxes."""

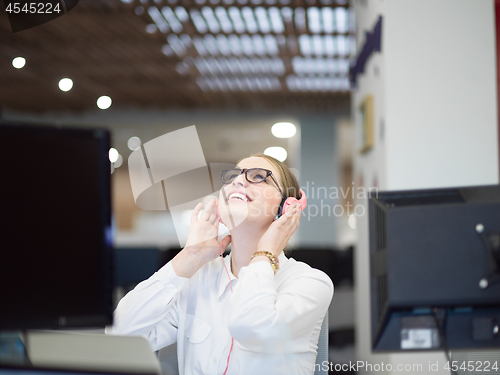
[
  {"left": 172, "top": 197, "right": 232, "bottom": 278},
  {"left": 256, "top": 202, "right": 302, "bottom": 258}
]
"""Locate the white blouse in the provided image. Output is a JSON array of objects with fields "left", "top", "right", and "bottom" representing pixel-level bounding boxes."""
[{"left": 106, "top": 252, "right": 334, "bottom": 375}]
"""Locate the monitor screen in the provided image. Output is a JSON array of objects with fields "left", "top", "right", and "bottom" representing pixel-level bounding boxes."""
[{"left": 0, "top": 122, "right": 113, "bottom": 330}]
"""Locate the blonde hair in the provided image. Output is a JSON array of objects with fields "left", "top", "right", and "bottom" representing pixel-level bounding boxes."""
[{"left": 238, "top": 153, "right": 301, "bottom": 200}]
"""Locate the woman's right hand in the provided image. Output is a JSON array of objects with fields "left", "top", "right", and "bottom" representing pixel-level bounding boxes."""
[{"left": 172, "top": 197, "right": 232, "bottom": 278}]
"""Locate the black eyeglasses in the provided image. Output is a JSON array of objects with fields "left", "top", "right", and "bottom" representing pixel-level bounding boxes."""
[{"left": 221, "top": 168, "right": 283, "bottom": 195}]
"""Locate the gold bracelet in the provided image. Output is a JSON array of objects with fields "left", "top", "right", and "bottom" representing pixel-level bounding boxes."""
[{"left": 251, "top": 251, "right": 280, "bottom": 275}]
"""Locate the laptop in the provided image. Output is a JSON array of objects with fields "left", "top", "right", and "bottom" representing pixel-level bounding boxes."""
[{"left": 21, "top": 331, "right": 161, "bottom": 375}]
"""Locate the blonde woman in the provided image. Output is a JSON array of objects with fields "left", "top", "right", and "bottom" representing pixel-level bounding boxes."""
[{"left": 107, "top": 154, "right": 334, "bottom": 375}]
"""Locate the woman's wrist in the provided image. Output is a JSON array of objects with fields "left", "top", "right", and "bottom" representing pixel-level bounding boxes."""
[
  {"left": 251, "top": 251, "right": 279, "bottom": 275},
  {"left": 172, "top": 248, "right": 211, "bottom": 278}
]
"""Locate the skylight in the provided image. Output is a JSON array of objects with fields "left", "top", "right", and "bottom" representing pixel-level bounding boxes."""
[{"left": 145, "top": 3, "right": 354, "bottom": 93}]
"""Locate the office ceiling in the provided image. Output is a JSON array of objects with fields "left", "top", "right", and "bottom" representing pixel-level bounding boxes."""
[{"left": 1, "top": 0, "right": 354, "bottom": 113}]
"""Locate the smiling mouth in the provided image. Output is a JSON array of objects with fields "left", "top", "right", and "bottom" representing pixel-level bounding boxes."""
[{"left": 227, "top": 192, "right": 251, "bottom": 202}]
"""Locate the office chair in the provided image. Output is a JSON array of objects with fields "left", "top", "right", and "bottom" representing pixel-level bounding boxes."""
[
  {"left": 315, "top": 312, "right": 329, "bottom": 374},
  {"left": 157, "top": 313, "right": 329, "bottom": 375}
]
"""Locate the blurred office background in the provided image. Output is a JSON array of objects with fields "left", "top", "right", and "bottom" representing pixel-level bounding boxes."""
[{"left": 1, "top": 0, "right": 499, "bottom": 373}]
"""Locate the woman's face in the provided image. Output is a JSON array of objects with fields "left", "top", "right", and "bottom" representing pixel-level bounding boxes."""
[{"left": 219, "top": 157, "right": 283, "bottom": 229}]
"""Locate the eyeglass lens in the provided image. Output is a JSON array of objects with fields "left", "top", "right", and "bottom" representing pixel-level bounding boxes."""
[{"left": 222, "top": 169, "right": 269, "bottom": 184}]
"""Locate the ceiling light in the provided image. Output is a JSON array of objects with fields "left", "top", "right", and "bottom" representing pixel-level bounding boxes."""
[
  {"left": 97, "top": 96, "right": 112, "bottom": 110},
  {"left": 174, "top": 6, "right": 189, "bottom": 22},
  {"left": 271, "top": 122, "right": 296, "bottom": 138},
  {"left": 12, "top": 57, "right": 26, "bottom": 69},
  {"left": 252, "top": 34, "right": 266, "bottom": 56},
  {"left": 167, "top": 34, "right": 187, "bottom": 56},
  {"left": 201, "top": 6, "right": 221, "bottom": 34},
  {"left": 264, "top": 34, "right": 278, "bottom": 55},
  {"left": 58, "top": 78, "right": 73, "bottom": 92},
  {"left": 322, "top": 7, "right": 334, "bottom": 33},
  {"left": 349, "top": 35, "right": 356, "bottom": 56},
  {"left": 193, "top": 37, "right": 209, "bottom": 56},
  {"left": 216, "top": 34, "right": 231, "bottom": 55},
  {"left": 135, "top": 6, "right": 145, "bottom": 15},
  {"left": 272, "top": 57, "right": 285, "bottom": 75},
  {"left": 241, "top": 7, "right": 258, "bottom": 33},
  {"left": 298, "top": 34, "right": 311, "bottom": 55},
  {"left": 190, "top": 9, "right": 209, "bottom": 33},
  {"left": 162, "top": 44, "right": 175, "bottom": 56},
  {"left": 127, "top": 136, "right": 142, "bottom": 150},
  {"left": 145, "top": 24, "right": 158, "bottom": 33},
  {"left": 240, "top": 34, "right": 254, "bottom": 55},
  {"left": 228, "top": 7, "right": 245, "bottom": 33},
  {"left": 194, "top": 57, "right": 208, "bottom": 74},
  {"left": 291, "top": 56, "right": 301, "bottom": 74},
  {"left": 307, "top": 7, "right": 321, "bottom": 33},
  {"left": 286, "top": 76, "right": 295, "bottom": 91},
  {"left": 335, "top": 7, "right": 347, "bottom": 33},
  {"left": 325, "top": 35, "right": 335, "bottom": 56},
  {"left": 268, "top": 7, "right": 284, "bottom": 33},
  {"left": 264, "top": 146, "right": 287, "bottom": 162},
  {"left": 176, "top": 62, "right": 190, "bottom": 75},
  {"left": 162, "top": 6, "right": 183, "bottom": 33},
  {"left": 215, "top": 6, "right": 233, "bottom": 33},
  {"left": 312, "top": 35, "right": 323, "bottom": 55},
  {"left": 337, "top": 35, "right": 347, "bottom": 56},
  {"left": 204, "top": 34, "right": 220, "bottom": 55},
  {"left": 255, "top": 7, "right": 270, "bottom": 34},
  {"left": 270, "top": 77, "right": 281, "bottom": 91},
  {"left": 228, "top": 34, "right": 243, "bottom": 55},
  {"left": 196, "top": 77, "right": 210, "bottom": 91},
  {"left": 217, "top": 57, "right": 230, "bottom": 74},
  {"left": 148, "top": 6, "right": 170, "bottom": 33},
  {"left": 108, "top": 148, "right": 119, "bottom": 163}
]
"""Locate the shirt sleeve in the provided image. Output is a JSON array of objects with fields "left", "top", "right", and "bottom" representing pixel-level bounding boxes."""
[
  {"left": 105, "top": 260, "right": 189, "bottom": 351},
  {"left": 227, "top": 260, "right": 333, "bottom": 352}
]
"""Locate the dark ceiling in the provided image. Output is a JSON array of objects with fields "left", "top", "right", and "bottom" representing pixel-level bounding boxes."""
[{"left": 1, "top": 0, "right": 353, "bottom": 113}]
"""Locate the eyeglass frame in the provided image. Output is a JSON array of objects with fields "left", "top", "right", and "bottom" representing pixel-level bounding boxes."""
[{"left": 221, "top": 168, "right": 283, "bottom": 197}]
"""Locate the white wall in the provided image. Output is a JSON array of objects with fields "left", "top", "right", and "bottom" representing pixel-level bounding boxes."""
[
  {"left": 384, "top": 0, "right": 498, "bottom": 190},
  {"left": 353, "top": 0, "right": 498, "bottom": 374}
]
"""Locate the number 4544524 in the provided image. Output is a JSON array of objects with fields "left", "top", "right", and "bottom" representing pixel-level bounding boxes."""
[{"left": 5, "top": 2, "right": 62, "bottom": 14}]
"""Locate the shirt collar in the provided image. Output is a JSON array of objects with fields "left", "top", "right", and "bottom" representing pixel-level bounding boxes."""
[{"left": 216, "top": 251, "right": 289, "bottom": 298}]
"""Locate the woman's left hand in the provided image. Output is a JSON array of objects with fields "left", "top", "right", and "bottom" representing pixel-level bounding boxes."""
[{"left": 255, "top": 202, "right": 302, "bottom": 257}]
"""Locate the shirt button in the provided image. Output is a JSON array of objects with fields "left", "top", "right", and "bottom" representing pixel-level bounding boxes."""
[{"left": 212, "top": 357, "right": 217, "bottom": 363}]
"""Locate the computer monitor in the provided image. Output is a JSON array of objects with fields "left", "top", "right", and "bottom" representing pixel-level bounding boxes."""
[
  {"left": 369, "top": 185, "right": 500, "bottom": 351},
  {"left": 0, "top": 122, "right": 113, "bottom": 330}
]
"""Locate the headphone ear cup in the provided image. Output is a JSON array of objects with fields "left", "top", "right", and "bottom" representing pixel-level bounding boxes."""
[
  {"left": 277, "top": 197, "right": 297, "bottom": 219},
  {"left": 276, "top": 189, "right": 307, "bottom": 220}
]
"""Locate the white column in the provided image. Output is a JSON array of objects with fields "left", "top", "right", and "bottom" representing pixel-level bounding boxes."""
[{"left": 353, "top": 0, "right": 498, "bottom": 374}]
